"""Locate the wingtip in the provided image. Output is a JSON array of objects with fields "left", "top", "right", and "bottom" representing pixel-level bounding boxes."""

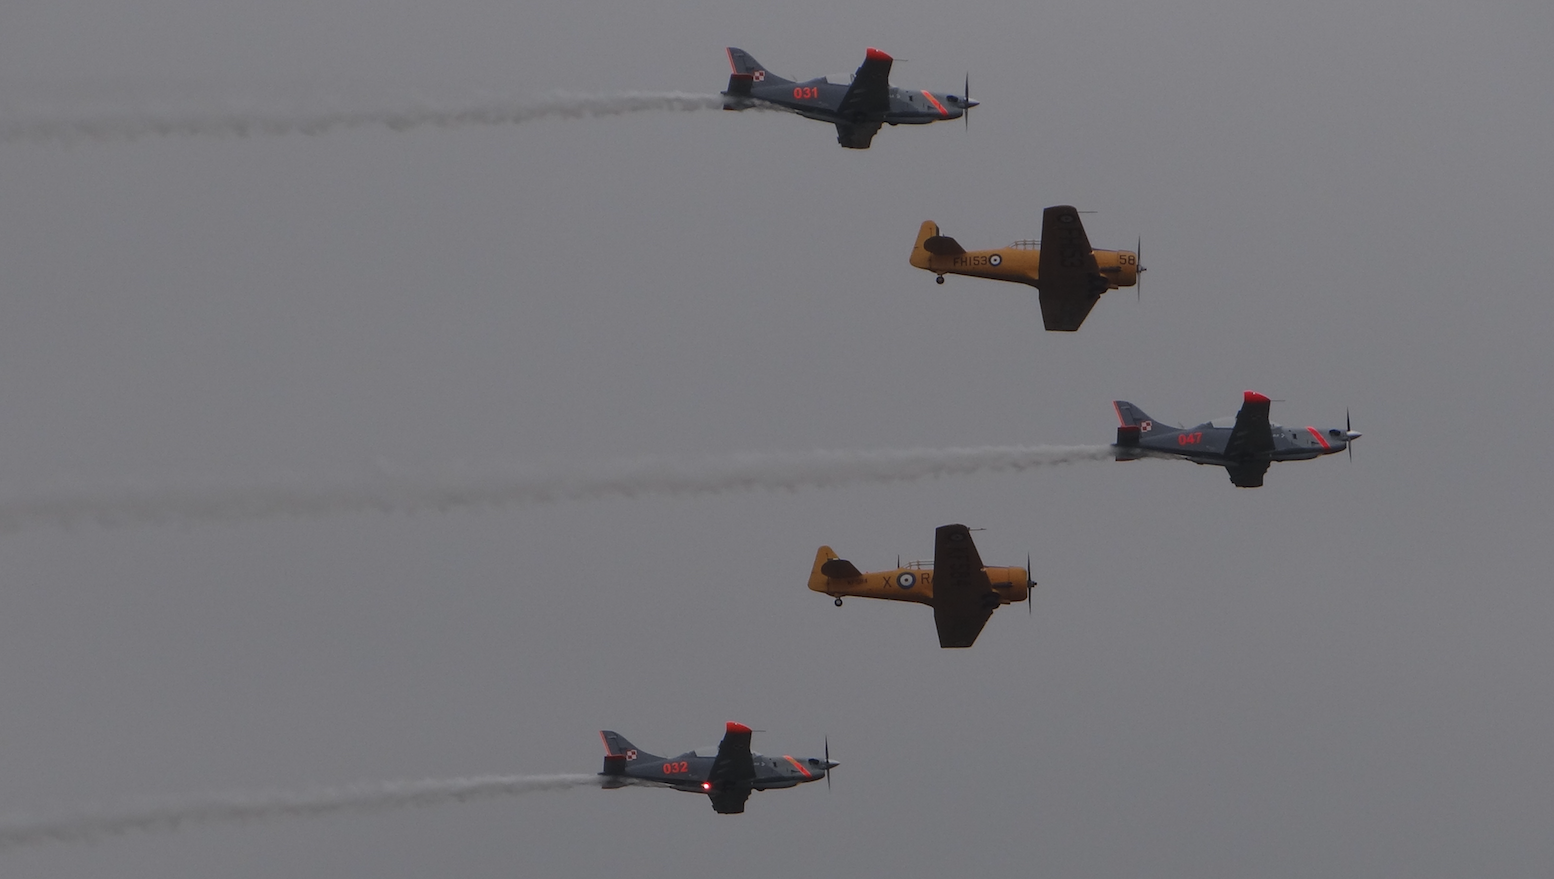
[
  {"left": 866, "top": 47, "right": 892, "bottom": 62},
  {"left": 726, "top": 721, "right": 753, "bottom": 734},
  {"left": 1243, "top": 390, "right": 1272, "bottom": 404}
]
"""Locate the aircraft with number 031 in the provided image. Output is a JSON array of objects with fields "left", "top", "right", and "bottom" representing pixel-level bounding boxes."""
[
  {"left": 1113, "top": 390, "right": 1361, "bottom": 487},
  {"left": 909, "top": 205, "right": 1145, "bottom": 331},
  {"left": 599, "top": 722, "right": 836, "bottom": 815},
  {"left": 721, "top": 46, "right": 976, "bottom": 149},
  {"left": 809, "top": 524, "right": 1035, "bottom": 648}
]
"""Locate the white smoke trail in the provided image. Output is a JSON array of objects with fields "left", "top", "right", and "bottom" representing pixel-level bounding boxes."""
[
  {"left": 0, "top": 774, "right": 600, "bottom": 853},
  {"left": 0, "top": 92, "right": 732, "bottom": 144},
  {"left": 0, "top": 444, "right": 1117, "bottom": 534}
]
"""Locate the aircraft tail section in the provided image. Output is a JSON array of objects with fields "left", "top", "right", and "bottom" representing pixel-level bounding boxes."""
[
  {"left": 809, "top": 546, "right": 863, "bottom": 593},
  {"left": 599, "top": 730, "right": 660, "bottom": 775},
  {"left": 1113, "top": 400, "right": 1165, "bottom": 454},
  {"left": 726, "top": 47, "right": 790, "bottom": 84}
]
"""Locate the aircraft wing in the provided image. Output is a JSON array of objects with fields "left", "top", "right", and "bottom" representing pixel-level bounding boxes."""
[
  {"left": 707, "top": 722, "right": 757, "bottom": 813},
  {"left": 835, "top": 120, "right": 883, "bottom": 149},
  {"left": 836, "top": 48, "right": 893, "bottom": 122},
  {"left": 930, "top": 524, "right": 996, "bottom": 648},
  {"left": 1223, "top": 392, "right": 1275, "bottom": 486},
  {"left": 1036, "top": 205, "right": 1105, "bottom": 332}
]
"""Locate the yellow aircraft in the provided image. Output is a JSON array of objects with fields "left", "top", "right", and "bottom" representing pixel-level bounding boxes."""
[
  {"left": 909, "top": 205, "right": 1144, "bottom": 331},
  {"left": 808, "top": 524, "right": 1035, "bottom": 648}
]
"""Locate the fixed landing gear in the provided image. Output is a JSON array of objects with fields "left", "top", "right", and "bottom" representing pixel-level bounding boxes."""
[
  {"left": 935, "top": 275, "right": 945, "bottom": 285},
  {"left": 834, "top": 597, "right": 844, "bottom": 607}
]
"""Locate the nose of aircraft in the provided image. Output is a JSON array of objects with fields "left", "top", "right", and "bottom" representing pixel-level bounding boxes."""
[{"left": 1346, "top": 430, "right": 1362, "bottom": 442}]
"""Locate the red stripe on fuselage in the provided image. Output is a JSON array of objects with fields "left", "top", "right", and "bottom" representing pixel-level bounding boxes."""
[
  {"left": 1306, "top": 426, "right": 1330, "bottom": 449},
  {"left": 921, "top": 91, "right": 949, "bottom": 117},
  {"left": 783, "top": 755, "right": 813, "bottom": 778}
]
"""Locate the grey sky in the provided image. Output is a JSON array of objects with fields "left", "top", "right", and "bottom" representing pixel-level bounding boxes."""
[{"left": 1, "top": 0, "right": 1551, "bottom": 876}]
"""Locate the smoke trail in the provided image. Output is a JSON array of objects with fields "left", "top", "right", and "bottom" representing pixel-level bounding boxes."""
[
  {"left": 0, "top": 92, "right": 733, "bottom": 144},
  {"left": 0, "top": 445, "right": 1117, "bottom": 534},
  {"left": 0, "top": 774, "right": 600, "bottom": 852}
]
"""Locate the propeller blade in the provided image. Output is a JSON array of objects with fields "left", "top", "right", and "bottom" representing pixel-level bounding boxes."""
[
  {"left": 1136, "top": 235, "right": 1143, "bottom": 302},
  {"left": 825, "top": 735, "right": 832, "bottom": 790},
  {"left": 1348, "top": 408, "right": 1353, "bottom": 461},
  {"left": 1027, "top": 553, "right": 1033, "bottom": 615}
]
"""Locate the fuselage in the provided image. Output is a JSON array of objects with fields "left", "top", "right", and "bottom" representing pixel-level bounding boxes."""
[
  {"left": 911, "top": 243, "right": 1142, "bottom": 290},
  {"left": 614, "top": 749, "right": 829, "bottom": 793},
  {"left": 1120, "top": 418, "right": 1353, "bottom": 465},
  {"left": 809, "top": 562, "right": 1032, "bottom": 607},
  {"left": 730, "top": 78, "right": 969, "bottom": 125}
]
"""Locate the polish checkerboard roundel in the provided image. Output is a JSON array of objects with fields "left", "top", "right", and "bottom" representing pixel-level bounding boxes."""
[
  {"left": 626, "top": 749, "right": 638, "bottom": 760},
  {"left": 752, "top": 70, "right": 765, "bottom": 82}
]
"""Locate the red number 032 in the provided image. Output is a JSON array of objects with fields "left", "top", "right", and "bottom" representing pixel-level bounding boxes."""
[{"left": 662, "top": 761, "right": 689, "bottom": 774}]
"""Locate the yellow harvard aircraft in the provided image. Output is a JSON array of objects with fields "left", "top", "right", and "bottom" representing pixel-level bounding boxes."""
[
  {"left": 808, "top": 524, "right": 1035, "bottom": 648},
  {"left": 909, "top": 205, "right": 1144, "bottom": 331}
]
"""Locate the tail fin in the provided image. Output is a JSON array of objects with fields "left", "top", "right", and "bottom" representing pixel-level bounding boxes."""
[
  {"left": 809, "top": 546, "right": 863, "bottom": 594},
  {"left": 600, "top": 730, "right": 661, "bottom": 775},
  {"left": 910, "top": 221, "right": 938, "bottom": 268},
  {"left": 1113, "top": 400, "right": 1165, "bottom": 432},
  {"left": 726, "top": 47, "right": 790, "bottom": 84}
]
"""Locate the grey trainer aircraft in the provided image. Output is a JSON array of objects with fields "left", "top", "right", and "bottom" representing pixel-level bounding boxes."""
[
  {"left": 599, "top": 722, "right": 836, "bottom": 814},
  {"left": 1113, "top": 390, "right": 1361, "bottom": 487},
  {"left": 721, "top": 47, "right": 976, "bottom": 149}
]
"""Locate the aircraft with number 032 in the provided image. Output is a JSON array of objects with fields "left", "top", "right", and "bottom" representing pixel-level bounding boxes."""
[
  {"left": 721, "top": 46, "right": 977, "bottom": 149},
  {"left": 599, "top": 722, "right": 836, "bottom": 815},
  {"left": 909, "top": 205, "right": 1145, "bottom": 331},
  {"left": 1113, "top": 390, "right": 1361, "bottom": 487},
  {"left": 808, "top": 524, "right": 1035, "bottom": 648}
]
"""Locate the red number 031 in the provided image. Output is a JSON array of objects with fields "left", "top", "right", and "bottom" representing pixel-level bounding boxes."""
[{"left": 793, "top": 86, "right": 820, "bottom": 100}]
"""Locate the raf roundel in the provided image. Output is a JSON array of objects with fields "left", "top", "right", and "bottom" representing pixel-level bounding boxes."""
[
  {"left": 988, "top": 253, "right": 1002, "bottom": 266},
  {"left": 896, "top": 572, "right": 917, "bottom": 589}
]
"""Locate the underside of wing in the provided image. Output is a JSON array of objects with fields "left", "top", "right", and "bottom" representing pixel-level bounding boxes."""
[
  {"left": 836, "top": 48, "right": 893, "bottom": 122},
  {"left": 1036, "top": 206, "right": 1105, "bottom": 331},
  {"left": 835, "top": 119, "right": 883, "bottom": 149},
  {"left": 1226, "top": 461, "right": 1271, "bottom": 487},
  {"left": 708, "top": 786, "right": 752, "bottom": 814},
  {"left": 931, "top": 524, "right": 996, "bottom": 648},
  {"left": 1037, "top": 288, "right": 1103, "bottom": 332},
  {"left": 1224, "top": 391, "right": 1275, "bottom": 471}
]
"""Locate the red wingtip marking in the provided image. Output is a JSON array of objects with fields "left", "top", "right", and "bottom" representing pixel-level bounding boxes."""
[
  {"left": 1243, "top": 390, "right": 1271, "bottom": 404},
  {"left": 726, "top": 721, "right": 753, "bottom": 734},
  {"left": 866, "top": 47, "right": 892, "bottom": 62}
]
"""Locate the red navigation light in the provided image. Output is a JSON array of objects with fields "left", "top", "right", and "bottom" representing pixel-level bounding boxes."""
[{"left": 702, "top": 782, "right": 712, "bottom": 791}]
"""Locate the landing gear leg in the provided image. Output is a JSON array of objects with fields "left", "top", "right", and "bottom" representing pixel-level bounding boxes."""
[
  {"left": 935, "top": 275, "right": 945, "bottom": 285},
  {"left": 834, "top": 597, "right": 844, "bottom": 607}
]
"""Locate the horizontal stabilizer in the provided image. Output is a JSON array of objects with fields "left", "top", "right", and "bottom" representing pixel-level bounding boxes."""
[
  {"left": 923, "top": 235, "right": 966, "bottom": 256},
  {"left": 724, "top": 73, "right": 754, "bottom": 97},
  {"left": 821, "top": 558, "right": 864, "bottom": 579}
]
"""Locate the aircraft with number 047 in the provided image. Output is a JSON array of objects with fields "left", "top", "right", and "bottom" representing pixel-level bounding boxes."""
[
  {"left": 1113, "top": 390, "right": 1361, "bottom": 487},
  {"left": 599, "top": 722, "right": 836, "bottom": 815},
  {"left": 809, "top": 524, "right": 1035, "bottom": 648},
  {"left": 910, "top": 205, "right": 1145, "bottom": 331},
  {"left": 721, "top": 46, "right": 977, "bottom": 149}
]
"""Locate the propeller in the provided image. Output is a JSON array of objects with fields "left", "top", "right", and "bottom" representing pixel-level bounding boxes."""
[
  {"left": 1135, "top": 235, "right": 1146, "bottom": 301},
  {"left": 964, "top": 73, "right": 971, "bottom": 130},
  {"left": 1346, "top": 409, "right": 1362, "bottom": 460},
  {"left": 1027, "top": 553, "right": 1035, "bottom": 615},
  {"left": 825, "top": 735, "right": 833, "bottom": 790}
]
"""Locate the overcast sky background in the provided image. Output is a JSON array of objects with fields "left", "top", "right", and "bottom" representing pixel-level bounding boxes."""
[{"left": 1, "top": 0, "right": 1552, "bottom": 876}]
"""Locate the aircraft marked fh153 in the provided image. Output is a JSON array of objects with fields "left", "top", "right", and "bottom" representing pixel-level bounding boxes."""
[
  {"left": 1113, "top": 390, "right": 1362, "bottom": 487},
  {"left": 599, "top": 722, "right": 836, "bottom": 814},
  {"left": 721, "top": 47, "right": 976, "bottom": 149},
  {"left": 809, "top": 524, "right": 1034, "bottom": 648},
  {"left": 910, "top": 205, "right": 1145, "bottom": 331}
]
